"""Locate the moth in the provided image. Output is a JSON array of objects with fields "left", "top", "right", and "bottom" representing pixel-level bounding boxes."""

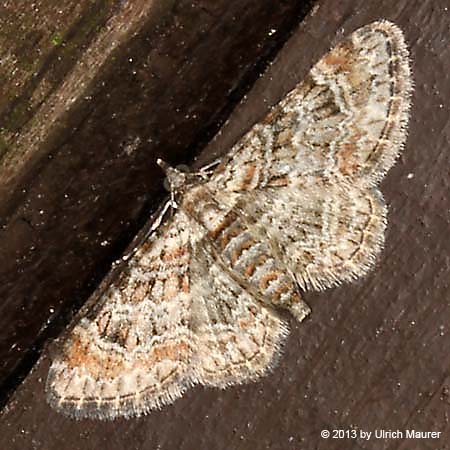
[{"left": 46, "top": 20, "right": 412, "bottom": 419}]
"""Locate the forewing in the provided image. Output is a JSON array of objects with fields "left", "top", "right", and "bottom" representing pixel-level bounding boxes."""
[
  {"left": 211, "top": 20, "right": 412, "bottom": 191},
  {"left": 46, "top": 211, "right": 195, "bottom": 419}
]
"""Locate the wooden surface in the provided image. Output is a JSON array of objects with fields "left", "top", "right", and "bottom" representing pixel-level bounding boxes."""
[{"left": 1, "top": 0, "right": 450, "bottom": 449}]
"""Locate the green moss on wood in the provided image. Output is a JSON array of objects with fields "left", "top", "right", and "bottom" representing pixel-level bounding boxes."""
[{"left": 50, "top": 32, "right": 64, "bottom": 47}]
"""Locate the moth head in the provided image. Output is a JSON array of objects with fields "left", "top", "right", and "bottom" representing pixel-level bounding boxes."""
[{"left": 157, "top": 158, "right": 198, "bottom": 194}]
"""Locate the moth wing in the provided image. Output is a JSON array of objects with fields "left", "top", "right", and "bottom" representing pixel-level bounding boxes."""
[
  {"left": 238, "top": 177, "right": 386, "bottom": 291},
  {"left": 188, "top": 242, "right": 289, "bottom": 387},
  {"left": 46, "top": 211, "right": 195, "bottom": 419},
  {"left": 211, "top": 20, "right": 412, "bottom": 191}
]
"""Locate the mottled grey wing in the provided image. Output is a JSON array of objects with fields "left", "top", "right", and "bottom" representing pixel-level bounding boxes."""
[
  {"left": 207, "top": 21, "right": 411, "bottom": 294},
  {"left": 46, "top": 211, "right": 195, "bottom": 419},
  {"left": 188, "top": 240, "right": 289, "bottom": 387},
  {"left": 237, "top": 176, "right": 387, "bottom": 291},
  {"left": 211, "top": 21, "right": 412, "bottom": 191}
]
